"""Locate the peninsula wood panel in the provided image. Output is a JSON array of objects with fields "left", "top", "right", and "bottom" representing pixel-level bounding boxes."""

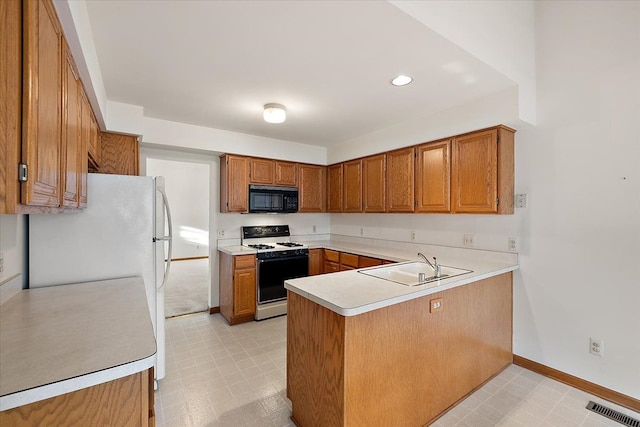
[
  {"left": 275, "top": 161, "right": 297, "bottom": 186},
  {"left": 342, "top": 160, "right": 362, "bottom": 212},
  {"left": 249, "top": 158, "right": 274, "bottom": 184},
  {"left": 99, "top": 132, "right": 139, "bottom": 176},
  {"left": 287, "top": 292, "right": 346, "bottom": 427},
  {"left": 287, "top": 273, "right": 513, "bottom": 427},
  {"left": 326, "top": 163, "right": 343, "bottom": 212},
  {"left": 298, "top": 164, "right": 325, "bottom": 212},
  {"left": 1, "top": 0, "right": 22, "bottom": 213},
  {"left": 416, "top": 139, "right": 451, "bottom": 213},
  {"left": 21, "top": 0, "right": 63, "bottom": 207},
  {"left": 385, "top": 147, "right": 415, "bottom": 212},
  {"left": 220, "top": 155, "right": 248, "bottom": 213},
  {"left": 362, "top": 154, "right": 386, "bottom": 212},
  {"left": 0, "top": 370, "right": 150, "bottom": 427}
]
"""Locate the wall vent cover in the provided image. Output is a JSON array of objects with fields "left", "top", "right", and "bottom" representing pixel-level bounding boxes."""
[{"left": 586, "top": 401, "right": 639, "bottom": 427}]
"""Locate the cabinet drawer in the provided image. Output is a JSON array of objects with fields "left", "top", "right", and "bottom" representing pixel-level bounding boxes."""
[
  {"left": 340, "top": 252, "right": 359, "bottom": 268},
  {"left": 235, "top": 254, "right": 256, "bottom": 270},
  {"left": 359, "top": 256, "right": 382, "bottom": 268},
  {"left": 324, "top": 249, "right": 339, "bottom": 263},
  {"left": 340, "top": 265, "right": 356, "bottom": 271},
  {"left": 324, "top": 261, "right": 340, "bottom": 274}
]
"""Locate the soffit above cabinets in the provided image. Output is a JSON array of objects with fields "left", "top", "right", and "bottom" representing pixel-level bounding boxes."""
[{"left": 85, "top": 1, "right": 515, "bottom": 147}]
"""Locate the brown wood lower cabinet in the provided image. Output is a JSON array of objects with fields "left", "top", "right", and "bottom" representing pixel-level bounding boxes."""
[
  {"left": 0, "top": 368, "right": 154, "bottom": 427},
  {"left": 308, "top": 249, "right": 322, "bottom": 276},
  {"left": 287, "top": 273, "right": 513, "bottom": 427},
  {"left": 219, "top": 252, "right": 256, "bottom": 325}
]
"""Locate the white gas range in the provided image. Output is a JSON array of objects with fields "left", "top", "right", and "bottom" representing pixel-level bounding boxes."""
[{"left": 241, "top": 225, "right": 309, "bottom": 320}]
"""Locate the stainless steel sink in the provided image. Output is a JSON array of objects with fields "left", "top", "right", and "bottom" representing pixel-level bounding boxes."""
[{"left": 358, "top": 261, "right": 472, "bottom": 286}]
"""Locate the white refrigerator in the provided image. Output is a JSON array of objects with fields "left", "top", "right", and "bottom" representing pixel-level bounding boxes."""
[{"left": 28, "top": 173, "right": 172, "bottom": 384}]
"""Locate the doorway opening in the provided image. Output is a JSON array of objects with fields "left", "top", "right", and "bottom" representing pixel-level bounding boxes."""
[{"left": 146, "top": 157, "right": 211, "bottom": 318}]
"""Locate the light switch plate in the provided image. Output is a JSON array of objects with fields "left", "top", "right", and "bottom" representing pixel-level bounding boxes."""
[{"left": 515, "top": 194, "right": 528, "bottom": 208}]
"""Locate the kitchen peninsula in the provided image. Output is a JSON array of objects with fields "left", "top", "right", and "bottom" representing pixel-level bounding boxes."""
[{"left": 285, "top": 248, "right": 518, "bottom": 427}]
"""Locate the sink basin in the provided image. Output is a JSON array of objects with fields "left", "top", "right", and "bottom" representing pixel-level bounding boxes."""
[{"left": 358, "top": 261, "right": 472, "bottom": 286}]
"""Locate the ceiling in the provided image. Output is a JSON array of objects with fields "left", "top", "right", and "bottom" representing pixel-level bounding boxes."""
[{"left": 85, "top": 1, "right": 515, "bottom": 147}]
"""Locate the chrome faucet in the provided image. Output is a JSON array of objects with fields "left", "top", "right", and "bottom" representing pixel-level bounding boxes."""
[{"left": 417, "top": 252, "right": 441, "bottom": 278}]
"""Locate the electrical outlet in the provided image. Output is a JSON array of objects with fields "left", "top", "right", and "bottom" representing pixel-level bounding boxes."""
[
  {"left": 410, "top": 231, "right": 416, "bottom": 242},
  {"left": 312, "top": 225, "right": 317, "bottom": 233},
  {"left": 590, "top": 338, "right": 603, "bottom": 357},
  {"left": 360, "top": 227, "right": 364, "bottom": 236},
  {"left": 463, "top": 234, "right": 475, "bottom": 247},
  {"left": 515, "top": 194, "right": 528, "bottom": 208},
  {"left": 508, "top": 237, "right": 518, "bottom": 252},
  {"left": 430, "top": 298, "right": 443, "bottom": 313},
  {"left": 217, "top": 229, "right": 225, "bottom": 237}
]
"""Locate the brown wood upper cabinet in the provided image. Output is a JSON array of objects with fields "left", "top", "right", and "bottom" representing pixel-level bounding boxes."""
[
  {"left": 275, "top": 161, "right": 297, "bottom": 186},
  {"left": 61, "top": 39, "right": 82, "bottom": 209},
  {"left": 249, "top": 158, "right": 275, "bottom": 184},
  {"left": 343, "top": 159, "right": 363, "bottom": 212},
  {"left": 88, "top": 112, "right": 101, "bottom": 171},
  {"left": 298, "top": 164, "right": 326, "bottom": 212},
  {"left": 416, "top": 139, "right": 451, "bottom": 213},
  {"left": 327, "top": 163, "right": 343, "bottom": 212},
  {"left": 220, "top": 154, "right": 249, "bottom": 213},
  {"left": 21, "top": 0, "right": 64, "bottom": 208},
  {"left": 99, "top": 132, "right": 139, "bottom": 176},
  {"left": 451, "top": 126, "right": 514, "bottom": 214},
  {"left": 386, "top": 147, "right": 415, "bottom": 213},
  {"left": 363, "top": 154, "right": 386, "bottom": 213}
]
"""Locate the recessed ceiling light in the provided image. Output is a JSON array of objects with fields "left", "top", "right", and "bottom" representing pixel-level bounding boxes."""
[
  {"left": 391, "top": 75, "right": 413, "bottom": 86},
  {"left": 263, "top": 103, "right": 286, "bottom": 124}
]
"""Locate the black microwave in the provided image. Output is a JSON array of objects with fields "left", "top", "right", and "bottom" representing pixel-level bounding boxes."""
[{"left": 248, "top": 185, "right": 298, "bottom": 213}]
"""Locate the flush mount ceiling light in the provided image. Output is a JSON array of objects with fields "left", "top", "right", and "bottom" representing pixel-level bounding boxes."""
[
  {"left": 263, "top": 103, "right": 287, "bottom": 124},
  {"left": 391, "top": 75, "right": 413, "bottom": 86}
]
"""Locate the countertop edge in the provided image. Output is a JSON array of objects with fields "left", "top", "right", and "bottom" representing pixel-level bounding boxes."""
[
  {"left": 285, "top": 265, "right": 519, "bottom": 316},
  {"left": 0, "top": 353, "right": 156, "bottom": 412}
]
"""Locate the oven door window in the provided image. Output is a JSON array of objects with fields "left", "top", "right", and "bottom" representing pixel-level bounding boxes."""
[
  {"left": 250, "top": 192, "right": 284, "bottom": 212},
  {"left": 258, "top": 255, "right": 308, "bottom": 303}
]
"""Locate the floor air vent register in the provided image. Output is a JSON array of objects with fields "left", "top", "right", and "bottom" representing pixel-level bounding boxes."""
[{"left": 586, "top": 401, "right": 639, "bottom": 427}]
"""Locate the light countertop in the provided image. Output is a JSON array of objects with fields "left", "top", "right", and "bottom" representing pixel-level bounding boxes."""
[
  {"left": 0, "top": 277, "right": 156, "bottom": 411},
  {"left": 285, "top": 239, "right": 519, "bottom": 316}
]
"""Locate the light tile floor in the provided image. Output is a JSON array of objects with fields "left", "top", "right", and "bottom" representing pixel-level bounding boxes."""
[{"left": 155, "top": 313, "right": 639, "bottom": 427}]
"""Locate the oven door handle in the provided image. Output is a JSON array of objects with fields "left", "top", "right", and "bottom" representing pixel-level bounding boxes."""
[{"left": 257, "top": 255, "right": 309, "bottom": 264}]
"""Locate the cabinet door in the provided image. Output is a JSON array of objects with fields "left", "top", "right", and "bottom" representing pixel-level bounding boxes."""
[
  {"left": 343, "top": 160, "right": 362, "bottom": 212},
  {"left": 61, "top": 41, "right": 81, "bottom": 208},
  {"left": 250, "top": 158, "right": 275, "bottom": 184},
  {"left": 323, "top": 261, "right": 340, "bottom": 274},
  {"left": 416, "top": 139, "right": 451, "bottom": 213},
  {"left": 339, "top": 252, "right": 359, "bottom": 269},
  {"left": 275, "top": 161, "right": 297, "bottom": 186},
  {"left": 359, "top": 256, "right": 382, "bottom": 268},
  {"left": 363, "top": 154, "right": 385, "bottom": 212},
  {"left": 386, "top": 147, "right": 415, "bottom": 213},
  {"left": 326, "top": 164, "right": 343, "bottom": 212},
  {"left": 100, "top": 132, "right": 139, "bottom": 176},
  {"left": 308, "top": 249, "right": 322, "bottom": 276},
  {"left": 220, "top": 155, "right": 248, "bottom": 213},
  {"left": 298, "top": 164, "right": 325, "bottom": 212},
  {"left": 21, "top": 0, "right": 63, "bottom": 207},
  {"left": 451, "top": 130, "right": 497, "bottom": 213},
  {"left": 233, "top": 268, "right": 256, "bottom": 317}
]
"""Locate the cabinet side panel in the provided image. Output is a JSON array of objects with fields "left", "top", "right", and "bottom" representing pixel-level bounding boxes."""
[
  {"left": 497, "top": 127, "right": 515, "bottom": 214},
  {"left": 343, "top": 273, "right": 512, "bottom": 426},
  {"left": 0, "top": 0, "right": 22, "bottom": 213},
  {"left": 99, "top": 132, "right": 139, "bottom": 176},
  {"left": 219, "top": 251, "right": 234, "bottom": 323},
  {"left": 288, "top": 292, "right": 345, "bottom": 427},
  {"left": 0, "top": 372, "right": 145, "bottom": 426}
]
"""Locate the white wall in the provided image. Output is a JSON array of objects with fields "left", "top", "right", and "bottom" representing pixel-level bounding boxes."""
[
  {"left": 331, "top": 1, "right": 640, "bottom": 398},
  {"left": 145, "top": 158, "right": 210, "bottom": 259},
  {"left": 0, "top": 214, "right": 25, "bottom": 284},
  {"left": 390, "top": 0, "right": 536, "bottom": 125}
]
